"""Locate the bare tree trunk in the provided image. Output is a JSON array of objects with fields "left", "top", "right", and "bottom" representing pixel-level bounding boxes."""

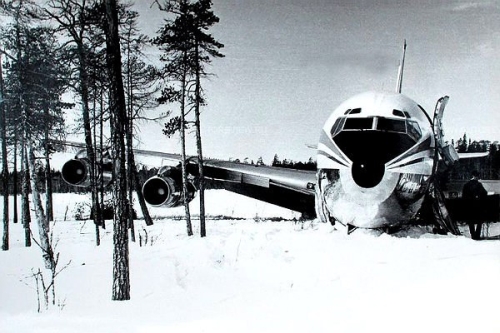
[
  {"left": 77, "top": 46, "right": 103, "bottom": 238},
  {"left": 193, "top": 43, "right": 206, "bottom": 237},
  {"left": 27, "top": 143, "right": 53, "bottom": 270},
  {"left": 21, "top": 143, "right": 31, "bottom": 247},
  {"left": 0, "top": 50, "right": 8, "bottom": 251},
  {"left": 125, "top": 79, "right": 153, "bottom": 227},
  {"left": 131, "top": 162, "right": 153, "bottom": 226},
  {"left": 92, "top": 89, "right": 100, "bottom": 246},
  {"left": 125, "top": 109, "right": 135, "bottom": 242},
  {"left": 13, "top": 124, "right": 18, "bottom": 225},
  {"left": 124, "top": 30, "right": 135, "bottom": 242},
  {"left": 44, "top": 106, "right": 53, "bottom": 222},
  {"left": 99, "top": 89, "right": 106, "bottom": 230},
  {"left": 127, "top": 166, "right": 135, "bottom": 243},
  {"left": 180, "top": 63, "right": 193, "bottom": 237},
  {"left": 105, "top": 0, "right": 130, "bottom": 301}
]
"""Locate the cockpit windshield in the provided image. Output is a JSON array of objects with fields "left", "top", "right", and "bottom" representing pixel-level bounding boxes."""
[
  {"left": 333, "top": 116, "right": 422, "bottom": 142},
  {"left": 343, "top": 118, "right": 373, "bottom": 130},
  {"left": 377, "top": 118, "right": 406, "bottom": 133}
]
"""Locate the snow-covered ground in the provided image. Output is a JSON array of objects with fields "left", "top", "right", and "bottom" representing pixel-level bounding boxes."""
[{"left": 1, "top": 191, "right": 500, "bottom": 333}]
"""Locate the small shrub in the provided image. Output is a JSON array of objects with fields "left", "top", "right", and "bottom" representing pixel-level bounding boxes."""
[
  {"left": 90, "top": 198, "right": 137, "bottom": 220},
  {"left": 73, "top": 202, "right": 91, "bottom": 221}
]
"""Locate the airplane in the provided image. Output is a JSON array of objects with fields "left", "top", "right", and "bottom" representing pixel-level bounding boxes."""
[{"left": 59, "top": 41, "right": 498, "bottom": 235}]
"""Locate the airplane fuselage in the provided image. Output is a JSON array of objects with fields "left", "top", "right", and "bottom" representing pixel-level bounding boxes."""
[{"left": 316, "top": 91, "right": 436, "bottom": 228}]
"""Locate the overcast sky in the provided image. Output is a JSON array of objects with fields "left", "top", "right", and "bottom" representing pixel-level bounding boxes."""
[{"left": 133, "top": 0, "right": 500, "bottom": 164}]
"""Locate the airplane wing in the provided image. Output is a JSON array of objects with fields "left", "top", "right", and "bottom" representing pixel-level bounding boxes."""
[
  {"left": 138, "top": 151, "right": 318, "bottom": 216},
  {"left": 457, "top": 152, "right": 489, "bottom": 159},
  {"left": 57, "top": 140, "right": 318, "bottom": 217},
  {"left": 139, "top": 155, "right": 318, "bottom": 217},
  {"left": 190, "top": 159, "right": 317, "bottom": 217},
  {"left": 124, "top": 147, "right": 318, "bottom": 216}
]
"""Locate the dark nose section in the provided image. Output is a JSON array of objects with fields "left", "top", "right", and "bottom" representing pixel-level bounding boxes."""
[
  {"left": 61, "top": 159, "right": 88, "bottom": 185},
  {"left": 142, "top": 177, "right": 170, "bottom": 206},
  {"left": 351, "top": 160, "right": 385, "bottom": 188}
]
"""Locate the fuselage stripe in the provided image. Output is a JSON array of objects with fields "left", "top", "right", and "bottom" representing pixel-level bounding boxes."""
[
  {"left": 317, "top": 150, "right": 349, "bottom": 168},
  {"left": 387, "top": 157, "right": 427, "bottom": 169},
  {"left": 387, "top": 135, "right": 434, "bottom": 166},
  {"left": 319, "top": 130, "right": 350, "bottom": 165}
]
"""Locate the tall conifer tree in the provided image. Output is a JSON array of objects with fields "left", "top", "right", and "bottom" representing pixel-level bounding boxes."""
[{"left": 154, "top": 0, "right": 223, "bottom": 237}]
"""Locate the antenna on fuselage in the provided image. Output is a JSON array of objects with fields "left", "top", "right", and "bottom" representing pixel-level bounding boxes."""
[{"left": 396, "top": 39, "right": 407, "bottom": 94}]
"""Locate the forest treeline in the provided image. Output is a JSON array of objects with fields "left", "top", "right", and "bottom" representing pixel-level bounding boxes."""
[{"left": 447, "top": 135, "right": 500, "bottom": 180}]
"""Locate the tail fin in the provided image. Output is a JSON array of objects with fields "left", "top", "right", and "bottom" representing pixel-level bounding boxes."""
[{"left": 396, "top": 39, "right": 407, "bottom": 93}]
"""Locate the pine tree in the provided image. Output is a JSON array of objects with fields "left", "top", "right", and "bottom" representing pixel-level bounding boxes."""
[
  {"left": 189, "top": 0, "right": 224, "bottom": 237},
  {"left": 154, "top": 0, "right": 223, "bottom": 237},
  {"left": 104, "top": 0, "right": 130, "bottom": 301},
  {"left": 120, "top": 6, "right": 159, "bottom": 230},
  {"left": 272, "top": 154, "right": 281, "bottom": 166},
  {"left": 44, "top": 0, "right": 106, "bottom": 236},
  {"left": 153, "top": 0, "right": 196, "bottom": 236}
]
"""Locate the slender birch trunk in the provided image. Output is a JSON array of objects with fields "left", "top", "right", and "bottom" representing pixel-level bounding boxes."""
[
  {"left": 21, "top": 142, "right": 31, "bottom": 247},
  {"left": 0, "top": 50, "right": 8, "bottom": 251},
  {"left": 44, "top": 106, "right": 53, "bottom": 223},
  {"left": 193, "top": 42, "right": 206, "bottom": 237},
  {"left": 180, "top": 60, "right": 193, "bottom": 237},
  {"left": 27, "top": 144, "right": 53, "bottom": 270}
]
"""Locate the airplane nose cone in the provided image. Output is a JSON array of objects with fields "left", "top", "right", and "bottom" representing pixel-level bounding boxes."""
[{"left": 351, "top": 160, "right": 385, "bottom": 188}]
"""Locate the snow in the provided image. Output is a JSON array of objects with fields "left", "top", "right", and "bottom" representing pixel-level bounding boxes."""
[{"left": 1, "top": 191, "right": 500, "bottom": 333}]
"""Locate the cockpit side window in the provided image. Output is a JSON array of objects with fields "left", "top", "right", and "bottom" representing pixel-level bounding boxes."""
[
  {"left": 330, "top": 117, "right": 346, "bottom": 137},
  {"left": 407, "top": 120, "right": 422, "bottom": 142}
]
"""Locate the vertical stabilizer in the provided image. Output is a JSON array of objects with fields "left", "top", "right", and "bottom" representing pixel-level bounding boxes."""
[{"left": 396, "top": 39, "right": 407, "bottom": 93}]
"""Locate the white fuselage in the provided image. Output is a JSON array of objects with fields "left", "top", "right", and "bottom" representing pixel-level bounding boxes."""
[{"left": 316, "top": 91, "right": 436, "bottom": 228}]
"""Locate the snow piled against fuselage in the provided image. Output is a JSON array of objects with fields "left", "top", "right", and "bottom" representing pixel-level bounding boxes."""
[{"left": 1, "top": 191, "right": 500, "bottom": 333}]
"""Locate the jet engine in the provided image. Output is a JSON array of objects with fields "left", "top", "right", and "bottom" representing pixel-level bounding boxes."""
[
  {"left": 142, "top": 167, "right": 197, "bottom": 208},
  {"left": 61, "top": 157, "right": 112, "bottom": 187}
]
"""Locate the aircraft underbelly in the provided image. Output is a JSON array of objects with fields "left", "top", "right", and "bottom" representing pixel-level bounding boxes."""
[{"left": 317, "top": 169, "right": 430, "bottom": 228}]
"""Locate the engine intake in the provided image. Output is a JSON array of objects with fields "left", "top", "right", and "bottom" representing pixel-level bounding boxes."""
[
  {"left": 142, "top": 168, "right": 196, "bottom": 208},
  {"left": 61, "top": 158, "right": 112, "bottom": 187}
]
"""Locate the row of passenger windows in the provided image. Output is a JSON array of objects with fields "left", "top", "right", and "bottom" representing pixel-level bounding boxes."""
[{"left": 331, "top": 116, "right": 422, "bottom": 142}]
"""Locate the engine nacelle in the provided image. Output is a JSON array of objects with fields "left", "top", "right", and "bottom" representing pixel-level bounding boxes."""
[
  {"left": 142, "top": 169, "right": 196, "bottom": 208},
  {"left": 61, "top": 158, "right": 112, "bottom": 187}
]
